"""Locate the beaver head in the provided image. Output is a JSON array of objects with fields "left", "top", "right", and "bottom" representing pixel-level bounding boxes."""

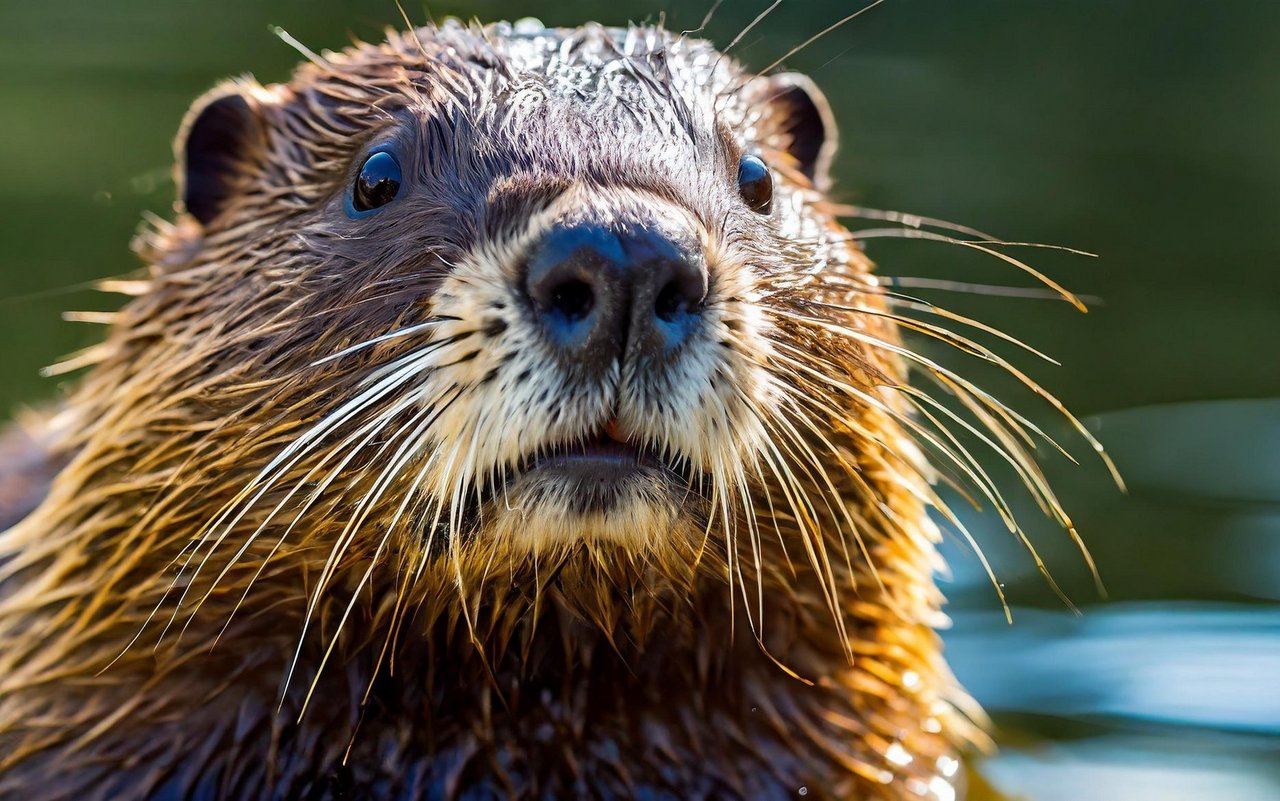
[{"left": 0, "top": 19, "right": 1109, "bottom": 801}]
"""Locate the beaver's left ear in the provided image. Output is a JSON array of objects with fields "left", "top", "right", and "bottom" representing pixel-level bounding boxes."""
[{"left": 750, "top": 73, "right": 838, "bottom": 191}]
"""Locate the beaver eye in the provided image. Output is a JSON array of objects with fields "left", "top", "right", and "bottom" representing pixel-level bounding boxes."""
[
  {"left": 351, "top": 151, "right": 402, "bottom": 213},
  {"left": 737, "top": 155, "right": 773, "bottom": 214}
]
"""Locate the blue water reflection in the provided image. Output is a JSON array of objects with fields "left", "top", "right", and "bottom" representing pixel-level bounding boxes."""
[{"left": 938, "top": 399, "right": 1280, "bottom": 798}]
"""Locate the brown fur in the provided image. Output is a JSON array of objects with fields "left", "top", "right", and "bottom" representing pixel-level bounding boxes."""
[{"left": 0, "top": 19, "right": 1106, "bottom": 801}]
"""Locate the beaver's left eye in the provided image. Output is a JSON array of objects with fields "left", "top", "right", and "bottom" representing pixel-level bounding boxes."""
[
  {"left": 351, "top": 151, "right": 402, "bottom": 213},
  {"left": 737, "top": 155, "right": 773, "bottom": 214}
]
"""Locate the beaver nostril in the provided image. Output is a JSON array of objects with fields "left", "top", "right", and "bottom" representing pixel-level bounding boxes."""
[
  {"left": 551, "top": 280, "right": 594, "bottom": 323},
  {"left": 654, "top": 280, "right": 685, "bottom": 323}
]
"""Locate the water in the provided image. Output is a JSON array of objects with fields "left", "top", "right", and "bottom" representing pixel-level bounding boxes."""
[{"left": 1, "top": 1, "right": 1277, "bottom": 797}]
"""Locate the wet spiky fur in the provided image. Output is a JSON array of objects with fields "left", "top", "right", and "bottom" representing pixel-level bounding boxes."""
[{"left": 0, "top": 19, "right": 1113, "bottom": 801}]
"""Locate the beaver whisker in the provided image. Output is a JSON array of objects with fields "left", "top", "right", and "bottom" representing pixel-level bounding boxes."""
[
  {"left": 755, "top": 0, "right": 888, "bottom": 78},
  {"left": 718, "top": 0, "right": 887, "bottom": 104},
  {"left": 286, "top": 393, "right": 465, "bottom": 681},
  {"left": 365, "top": 539, "right": 417, "bottom": 707},
  {"left": 959, "top": 240, "right": 1099, "bottom": 258},
  {"left": 896, "top": 382, "right": 1068, "bottom": 516},
  {"left": 290, "top": 397, "right": 449, "bottom": 720},
  {"left": 881, "top": 277, "right": 1102, "bottom": 303},
  {"left": 795, "top": 300, "right": 1079, "bottom": 470},
  {"left": 935, "top": 368, "right": 1076, "bottom": 486},
  {"left": 844, "top": 228, "right": 1086, "bottom": 311},
  {"left": 830, "top": 204, "right": 1001, "bottom": 241},
  {"left": 729, "top": 451, "right": 767, "bottom": 634},
  {"left": 310, "top": 319, "right": 447, "bottom": 366},
  {"left": 206, "top": 392, "right": 444, "bottom": 649},
  {"left": 763, "top": 355, "right": 1018, "bottom": 612},
  {"left": 910, "top": 370, "right": 1105, "bottom": 591},
  {"left": 770, "top": 306, "right": 1084, "bottom": 467},
  {"left": 162, "top": 334, "right": 475, "bottom": 645},
  {"left": 827, "top": 291, "right": 1122, "bottom": 488},
  {"left": 244, "top": 350, "right": 440, "bottom": 492},
  {"left": 682, "top": 0, "right": 724, "bottom": 38},
  {"left": 406, "top": 441, "right": 459, "bottom": 564},
  {"left": 769, "top": 381, "right": 941, "bottom": 523},
  {"left": 829, "top": 218, "right": 1100, "bottom": 262},
  {"left": 776, "top": 349, "right": 1015, "bottom": 521},
  {"left": 765, "top": 346, "right": 1021, "bottom": 537},
  {"left": 764, "top": 391, "right": 883, "bottom": 585},
  {"left": 720, "top": 465, "right": 750, "bottom": 632},
  {"left": 707, "top": 449, "right": 744, "bottom": 634},
  {"left": 445, "top": 441, "right": 491, "bottom": 651},
  {"left": 744, "top": 444, "right": 794, "bottom": 577},
  {"left": 900, "top": 390, "right": 1080, "bottom": 609},
  {"left": 722, "top": 0, "right": 781, "bottom": 55},
  {"left": 896, "top": 376, "right": 1058, "bottom": 521},
  {"left": 779, "top": 356, "right": 1016, "bottom": 610},
  {"left": 751, "top": 422, "right": 850, "bottom": 649},
  {"left": 694, "top": 383, "right": 762, "bottom": 633},
  {"left": 753, "top": 414, "right": 863, "bottom": 625},
  {"left": 806, "top": 294, "right": 1061, "bottom": 365},
  {"left": 873, "top": 290, "right": 1066, "bottom": 362},
  {"left": 770, "top": 344, "right": 1082, "bottom": 607},
  {"left": 185, "top": 412, "right": 421, "bottom": 644},
  {"left": 162, "top": 355, "right": 435, "bottom": 620}
]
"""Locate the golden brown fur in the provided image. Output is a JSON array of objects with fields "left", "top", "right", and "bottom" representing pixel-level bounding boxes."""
[{"left": 0, "top": 19, "right": 1110, "bottom": 801}]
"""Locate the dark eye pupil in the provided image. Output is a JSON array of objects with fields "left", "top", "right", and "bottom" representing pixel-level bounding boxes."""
[
  {"left": 353, "top": 151, "right": 402, "bottom": 212},
  {"left": 737, "top": 155, "right": 773, "bottom": 214}
]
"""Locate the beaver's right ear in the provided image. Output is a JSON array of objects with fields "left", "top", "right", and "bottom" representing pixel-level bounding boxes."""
[
  {"left": 752, "top": 73, "right": 838, "bottom": 192},
  {"left": 175, "top": 80, "right": 278, "bottom": 226}
]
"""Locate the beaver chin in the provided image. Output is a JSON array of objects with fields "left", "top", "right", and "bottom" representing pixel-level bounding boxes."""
[{"left": 490, "top": 422, "right": 693, "bottom": 551}]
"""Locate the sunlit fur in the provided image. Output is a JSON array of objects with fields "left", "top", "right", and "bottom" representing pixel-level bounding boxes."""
[{"left": 0, "top": 19, "right": 1114, "bottom": 801}]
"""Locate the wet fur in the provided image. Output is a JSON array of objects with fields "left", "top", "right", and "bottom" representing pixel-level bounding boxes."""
[{"left": 0, "top": 19, "right": 1107, "bottom": 801}]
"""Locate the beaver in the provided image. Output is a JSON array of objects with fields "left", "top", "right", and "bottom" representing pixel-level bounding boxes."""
[{"left": 0, "top": 17, "right": 1110, "bottom": 801}]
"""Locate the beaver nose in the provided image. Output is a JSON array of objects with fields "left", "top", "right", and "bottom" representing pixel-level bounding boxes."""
[{"left": 524, "top": 222, "right": 708, "bottom": 372}]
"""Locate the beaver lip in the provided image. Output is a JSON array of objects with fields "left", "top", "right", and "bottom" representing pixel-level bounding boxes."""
[
  {"left": 526, "top": 419, "right": 665, "bottom": 473},
  {"left": 494, "top": 418, "right": 694, "bottom": 520},
  {"left": 476, "top": 418, "right": 695, "bottom": 531}
]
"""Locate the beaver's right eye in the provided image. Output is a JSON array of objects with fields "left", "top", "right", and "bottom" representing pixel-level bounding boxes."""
[
  {"left": 351, "top": 151, "right": 402, "bottom": 213},
  {"left": 737, "top": 155, "right": 773, "bottom": 215}
]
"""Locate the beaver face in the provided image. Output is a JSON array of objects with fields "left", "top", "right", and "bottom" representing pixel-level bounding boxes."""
[
  {"left": 406, "top": 143, "right": 777, "bottom": 553},
  {"left": 0, "top": 19, "right": 1117, "bottom": 799},
  {"left": 164, "top": 20, "right": 868, "bottom": 561}
]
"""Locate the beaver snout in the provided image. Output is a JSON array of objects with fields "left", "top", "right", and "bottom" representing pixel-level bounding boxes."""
[{"left": 523, "top": 221, "right": 708, "bottom": 375}]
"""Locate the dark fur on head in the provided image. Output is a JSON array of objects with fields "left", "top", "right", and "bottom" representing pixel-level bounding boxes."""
[{"left": 0, "top": 18, "right": 1111, "bottom": 801}]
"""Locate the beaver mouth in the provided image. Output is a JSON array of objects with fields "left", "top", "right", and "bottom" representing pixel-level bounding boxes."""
[
  {"left": 510, "top": 418, "right": 690, "bottom": 516},
  {"left": 526, "top": 419, "right": 663, "bottom": 472}
]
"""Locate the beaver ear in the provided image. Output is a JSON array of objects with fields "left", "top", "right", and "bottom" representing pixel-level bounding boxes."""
[
  {"left": 175, "top": 80, "right": 275, "bottom": 226},
  {"left": 755, "top": 73, "right": 838, "bottom": 191}
]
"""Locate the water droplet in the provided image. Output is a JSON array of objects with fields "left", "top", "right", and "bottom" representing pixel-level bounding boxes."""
[
  {"left": 929, "top": 776, "right": 957, "bottom": 801},
  {"left": 936, "top": 755, "right": 959, "bottom": 778},
  {"left": 885, "top": 741, "right": 913, "bottom": 766},
  {"left": 798, "top": 787, "right": 808, "bottom": 797}
]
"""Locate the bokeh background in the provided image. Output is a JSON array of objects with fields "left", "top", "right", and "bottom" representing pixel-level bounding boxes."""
[{"left": 1, "top": 1, "right": 1277, "bottom": 798}]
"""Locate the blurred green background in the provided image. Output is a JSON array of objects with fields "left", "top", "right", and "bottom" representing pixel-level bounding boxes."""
[{"left": 1, "top": 1, "right": 1277, "bottom": 798}]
